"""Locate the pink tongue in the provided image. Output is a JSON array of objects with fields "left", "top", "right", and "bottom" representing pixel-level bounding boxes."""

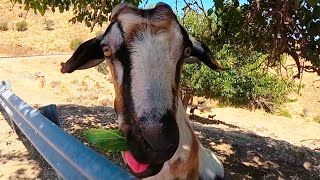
[{"left": 124, "top": 151, "right": 149, "bottom": 173}]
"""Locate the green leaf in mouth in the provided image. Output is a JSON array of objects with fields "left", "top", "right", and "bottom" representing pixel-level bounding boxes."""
[{"left": 84, "top": 129, "right": 129, "bottom": 152}]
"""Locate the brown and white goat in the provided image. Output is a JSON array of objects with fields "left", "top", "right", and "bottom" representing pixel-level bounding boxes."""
[{"left": 61, "top": 2, "right": 224, "bottom": 179}]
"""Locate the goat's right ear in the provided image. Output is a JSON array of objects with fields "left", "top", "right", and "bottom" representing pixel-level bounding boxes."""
[
  {"left": 61, "top": 36, "right": 104, "bottom": 74},
  {"left": 188, "top": 37, "right": 223, "bottom": 70}
]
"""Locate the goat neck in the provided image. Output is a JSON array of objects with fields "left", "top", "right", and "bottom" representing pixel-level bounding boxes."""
[{"left": 143, "top": 99, "right": 224, "bottom": 180}]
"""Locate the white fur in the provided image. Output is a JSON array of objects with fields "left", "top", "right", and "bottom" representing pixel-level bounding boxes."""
[
  {"left": 113, "top": 60, "right": 123, "bottom": 85},
  {"left": 117, "top": 114, "right": 125, "bottom": 128},
  {"left": 129, "top": 25, "right": 183, "bottom": 119},
  {"left": 130, "top": 31, "right": 175, "bottom": 119},
  {"left": 198, "top": 146, "right": 225, "bottom": 180}
]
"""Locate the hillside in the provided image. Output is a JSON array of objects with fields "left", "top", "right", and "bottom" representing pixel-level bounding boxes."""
[
  {"left": 0, "top": 0, "right": 320, "bottom": 179},
  {"left": 0, "top": 0, "right": 106, "bottom": 56}
]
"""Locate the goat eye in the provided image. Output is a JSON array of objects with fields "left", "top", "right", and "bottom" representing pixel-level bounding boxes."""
[
  {"left": 102, "top": 45, "right": 112, "bottom": 57},
  {"left": 184, "top": 47, "right": 191, "bottom": 57}
]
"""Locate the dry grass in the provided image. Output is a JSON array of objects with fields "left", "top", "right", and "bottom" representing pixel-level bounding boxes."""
[{"left": 0, "top": 21, "right": 9, "bottom": 31}]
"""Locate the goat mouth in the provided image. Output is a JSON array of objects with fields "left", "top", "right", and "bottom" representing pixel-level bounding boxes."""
[
  {"left": 124, "top": 151, "right": 164, "bottom": 178},
  {"left": 124, "top": 151, "right": 149, "bottom": 173}
]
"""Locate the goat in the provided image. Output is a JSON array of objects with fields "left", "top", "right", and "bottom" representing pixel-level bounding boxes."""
[{"left": 61, "top": 2, "right": 224, "bottom": 179}]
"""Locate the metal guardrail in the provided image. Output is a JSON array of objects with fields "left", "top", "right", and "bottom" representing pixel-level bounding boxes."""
[{"left": 0, "top": 80, "right": 136, "bottom": 180}]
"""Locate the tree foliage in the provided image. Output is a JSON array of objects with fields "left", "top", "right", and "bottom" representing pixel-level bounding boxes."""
[
  {"left": 180, "top": 0, "right": 320, "bottom": 78},
  {"left": 180, "top": 1, "right": 297, "bottom": 111},
  {"left": 181, "top": 45, "right": 295, "bottom": 112},
  {"left": 11, "top": 0, "right": 142, "bottom": 29},
  {"left": 243, "top": 0, "right": 320, "bottom": 77}
]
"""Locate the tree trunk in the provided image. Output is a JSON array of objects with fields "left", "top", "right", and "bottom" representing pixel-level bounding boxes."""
[{"left": 288, "top": 49, "right": 302, "bottom": 79}]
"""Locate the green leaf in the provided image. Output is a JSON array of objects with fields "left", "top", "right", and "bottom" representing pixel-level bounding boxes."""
[
  {"left": 95, "top": 140, "right": 129, "bottom": 152},
  {"left": 207, "top": 8, "right": 214, "bottom": 16},
  {"left": 214, "top": 0, "right": 224, "bottom": 10},
  {"left": 84, "top": 129, "right": 129, "bottom": 152},
  {"left": 38, "top": 5, "right": 45, "bottom": 16}
]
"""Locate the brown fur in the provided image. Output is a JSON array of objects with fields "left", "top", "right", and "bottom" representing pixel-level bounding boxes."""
[
  {"left": 106, "top": 60, "right": 138, "bottom": 132},
  {"left": 124, "top": 21, "right": 175, "bottom": 46},
  {"left": 112, "top": 3, "right": 176, "bottom": 23},
  {"left": 106, "top": 61, "right": 124, "bottom": 115},
  {"left": 111, "top": 6, "right": 139, "bottom": 22}
]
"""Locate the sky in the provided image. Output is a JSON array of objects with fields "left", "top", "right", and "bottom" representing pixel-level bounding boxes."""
[{"left": 141, "top": 0, "right": 248, "bottom": 12}]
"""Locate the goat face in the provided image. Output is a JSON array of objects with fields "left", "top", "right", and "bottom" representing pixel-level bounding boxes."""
[{"left": 61, "top": 2, "right": 222, "bottom": 178}]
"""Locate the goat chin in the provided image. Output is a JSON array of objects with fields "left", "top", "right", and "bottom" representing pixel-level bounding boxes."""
[{"left": 142, "top": 100, "right": 224, "bottom": 180}]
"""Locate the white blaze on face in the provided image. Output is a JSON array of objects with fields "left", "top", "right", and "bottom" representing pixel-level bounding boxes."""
[{"left": 129, "top": 24, "right": 183, "bottom": 119}]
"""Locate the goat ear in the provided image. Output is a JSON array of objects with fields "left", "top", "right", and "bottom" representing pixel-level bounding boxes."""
[
  {"left": 61, "top": 36, "right": 104, "bottom": 74},
  {"left": 189, "top": 37, "right": 223, "bottom": 70}
]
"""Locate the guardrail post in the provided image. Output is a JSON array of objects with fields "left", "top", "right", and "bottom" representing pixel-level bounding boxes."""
[{"left": 39, "top": 104, "right": 61, "bottom": 127}]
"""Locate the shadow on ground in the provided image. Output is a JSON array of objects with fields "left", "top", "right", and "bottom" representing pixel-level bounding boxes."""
[
  {"left": 191, "top": 114, "right": 320, "bottom": 180},
  {"left": 2, "top": 105, "right": 320, "bottom": 179},
  {"left": 0, "top": 108, "right": 56, "bottom": 180}
]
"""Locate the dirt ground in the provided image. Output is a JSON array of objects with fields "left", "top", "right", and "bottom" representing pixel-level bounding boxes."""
[{"left": 0, "top": 57, "right": 319, "bottom": 180}]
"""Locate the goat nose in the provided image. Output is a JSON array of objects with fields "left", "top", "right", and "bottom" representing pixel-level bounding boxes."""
[{"left": 138, "top": 112, "right": 179, "bottom": 152}]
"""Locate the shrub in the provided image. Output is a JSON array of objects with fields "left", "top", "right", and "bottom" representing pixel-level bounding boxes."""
[
  {"left": 16, "top": 20, "right": 28, "bottom": 31},
  {"left": 44, "top": 19, "right": 54, "bottom": 30},
  {"left": 0, "top": 22, "right": 9, "bottom": 31},
  {"left": 314, "top": 115, "right": 320, "bottom": 124},
  {"left": 181, "top": 44, "right": 296, "bottom": 112},
  {"left": 70, "top": 38, "right": 83, "bottom": 50},
  {"left": 96, "top": 63, "right": 109, "bottom": 74},
  {"left": 277, "top": 109, "right": 292, "bottom": 118}
]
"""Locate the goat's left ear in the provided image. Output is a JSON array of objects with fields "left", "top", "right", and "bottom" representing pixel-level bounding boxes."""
[
  {"left": 188, "top": 37, "right": 223, "bottom": 70},
  {"left": 61, "top": 36, "right": 104, "bottom": 74}
]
